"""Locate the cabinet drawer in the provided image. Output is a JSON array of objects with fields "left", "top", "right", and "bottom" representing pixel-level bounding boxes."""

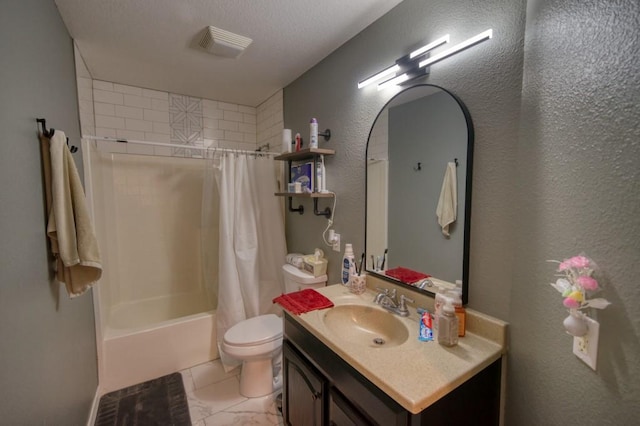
[{"left": 329, "top": 388, "right": 372, "bottom": 426}]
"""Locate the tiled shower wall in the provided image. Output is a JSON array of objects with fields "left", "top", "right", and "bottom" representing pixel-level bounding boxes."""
[{"left": 74, "top": 46, "right": 283, "bottom": 154}]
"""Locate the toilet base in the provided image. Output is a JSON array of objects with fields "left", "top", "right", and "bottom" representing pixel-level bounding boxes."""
[{"left": 239, "top": 358, "right": 274, "bottom": 398}]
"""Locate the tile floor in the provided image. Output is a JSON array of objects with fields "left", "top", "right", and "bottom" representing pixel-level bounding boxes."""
[{"left": 180, "top": 360, "right": 284, "bottom": 426}]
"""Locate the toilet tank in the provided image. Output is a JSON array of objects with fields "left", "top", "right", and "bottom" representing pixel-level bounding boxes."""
[{"left": 282, "top": 264, "right": 327, "bottom": 293}]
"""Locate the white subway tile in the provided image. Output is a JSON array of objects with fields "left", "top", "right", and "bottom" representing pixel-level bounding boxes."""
[
  {"left": 79, "top": 99, "right": 94, "bottom": 114},
  {"left": 116, "top": 129, "right": 145, "bottom": 140},
  {"left": 223, "top": 110, "right": 243, "bottom": 123},
  {"left": 243, "top": 132, "right": 257, "bottom": 143},
  {"left": 218, "top": 102, "right": 239, "bottom": 111},
  {"left": 203, "top": 107, "right": 223, "bottom": 120},
  {"left": 202, "top": 99, "right": 218, "bottom": 110},
  {"left": 94, "top": 102, "right": 115, "bottom": 116},
  {"left": 203, "top": 128, "right": 224, "bottom": 140},
  {"left": 142, "top": 88, "right": 168, "bottom": 100},
  {"left": 78, "top": 77, "right": 92, "bottom": 91},
  {"left": 81, "top": 124, "right": 95, "bottom": 137},
  {"left": 243, "top": 113, "right": 257, "bottom": 124},
  {"left": 219, "top": 120, "right": 239, "bottom": 131},
  {"left": 238, "top": 105, "right": 256, "bottom": 115},
  {"left": 145, "top": 132, "right": 171, "bottom": 143},
  {"left": 80, "top": 111, "right": 95, "bottom": 127},
  {"left": 95, "top": 114, "right": 125, "bottom": 129},
  {"left": 95, "top": 127, "right": 118, "bottom": 138},
  {"left": 113, "top": 83, "right": 142, "bottom": 96},
  {"left": 93, "top": 80, "right": 114, "bottom": 91},
  {"left": 125, "top": 118, "right": 153, "bottom": 132},
  {"left": 152, "top": 122, "right": 171, "bottom": 135},
  {"left": 151, "top": 98, "right": 169, "bottom": 112},
  {"left": 124, "top": 94, "right": 152, "bottom": 109},
  {"left": 78, "top": 87, "right": 93, "bottom": 102},
  {"left": 144, "top": 109, "right": 170, "bottom": 123},
  {"left": 238, "top": 122, "right": 256, "bottom": 134},
  {"left": 115, "top": 105, "right": 144, "bottom": 120},
  {"left": 203, "top": 118, "right": 218, "bottom": 129},
  {"left": 225, "top": 131, "right": 244, "bottom": 142},
  {"left": 93, "top": 89, "right": 124, "bottom": 105}
]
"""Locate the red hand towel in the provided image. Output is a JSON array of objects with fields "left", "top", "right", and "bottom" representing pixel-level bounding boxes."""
[
  {"left": 273, "top": 289, "right": 334, "bottom": 315},
  {"left": 385, "top": 267, "right": 431, "bottom": 284}
]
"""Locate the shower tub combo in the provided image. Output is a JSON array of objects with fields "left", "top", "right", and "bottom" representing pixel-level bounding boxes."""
[{"left": 84, "top": 141, "right": 219, "bottom": 392}]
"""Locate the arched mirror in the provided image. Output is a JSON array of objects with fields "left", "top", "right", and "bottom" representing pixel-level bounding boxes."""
[{"left": 365, "top": 84, "right": 473, "bottom": 303}]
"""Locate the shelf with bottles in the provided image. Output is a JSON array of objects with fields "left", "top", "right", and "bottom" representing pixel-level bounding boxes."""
[{"left": 274, "top": 148, "right": 335, "bottom": 217}]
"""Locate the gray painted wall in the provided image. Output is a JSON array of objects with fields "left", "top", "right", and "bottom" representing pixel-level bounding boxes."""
[
  {"left": 388, "top": 92, "right": 467, "bottom": 282},
  {"left": 0, "top": 0, "right": 98, "bottom": 423},
  {"left": 285, "top": 0, "right": 639, "bottom": 423}
]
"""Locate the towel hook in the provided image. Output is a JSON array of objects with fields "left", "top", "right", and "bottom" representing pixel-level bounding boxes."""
[
  {"left": 454, "top": 158, "right": 458, "bottom": 167},
  {"left": 413, "top": 162, "right": 422, "bottom": 171},
  {"left": 36, "top": 118, "right": 78, "bottom": 153}
]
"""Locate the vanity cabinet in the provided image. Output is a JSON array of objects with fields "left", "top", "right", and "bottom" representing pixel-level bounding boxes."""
[{"left": 283, "top": 312, "right": 502, "bottom": 426}]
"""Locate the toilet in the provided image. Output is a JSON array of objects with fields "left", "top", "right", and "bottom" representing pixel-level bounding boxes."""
[{"left": 222, "top": 263, "right": 327, "bottom": 397}]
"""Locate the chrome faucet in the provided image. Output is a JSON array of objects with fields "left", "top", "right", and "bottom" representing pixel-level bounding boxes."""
[{"left": 374, "top": 288, "right": 414, "bottom": 317}]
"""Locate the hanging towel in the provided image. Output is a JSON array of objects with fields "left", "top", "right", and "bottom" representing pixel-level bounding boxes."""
[
  {"left": 41, "top": 131, "right": 102, "bottom": 297},
  {"left": 436, "top": 161, "right": 457, "bottom": 237}
]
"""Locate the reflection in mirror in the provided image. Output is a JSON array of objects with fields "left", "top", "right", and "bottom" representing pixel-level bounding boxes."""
[{"left": 365, "top": 84, "right": 473, "bottom": 303}]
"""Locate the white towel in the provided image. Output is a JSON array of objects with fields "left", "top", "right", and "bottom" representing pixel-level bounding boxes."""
[
  {"left": 436, "top": 162, "right": 457, "bottom": 237},
  {"left": 42, "top": 131, "right": 102, "bottom": 297}
]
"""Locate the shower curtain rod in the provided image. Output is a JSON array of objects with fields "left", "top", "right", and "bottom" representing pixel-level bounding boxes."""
[{"left": 82, "top": 135, "right": 281, "bottom": 156}]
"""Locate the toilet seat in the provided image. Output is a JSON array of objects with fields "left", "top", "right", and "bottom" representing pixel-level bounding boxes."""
[{"left": 224, "top": 314, "right": 282, "bottom": 347}]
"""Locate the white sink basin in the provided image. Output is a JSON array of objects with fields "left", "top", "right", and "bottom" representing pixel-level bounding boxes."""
[{"left": 323, "top": 304, "right": 410, "bottom": 348}]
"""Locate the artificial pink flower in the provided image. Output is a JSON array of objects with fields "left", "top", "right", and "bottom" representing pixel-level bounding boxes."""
[
  {"left": 563, "top": 296, "right": 581, "bottom": 309},
  {"left": 558, "top": 255, "right": 591, "bottom": 271},
  {"left": 577, "top": 275, "right": 599, "bottom": 291}
]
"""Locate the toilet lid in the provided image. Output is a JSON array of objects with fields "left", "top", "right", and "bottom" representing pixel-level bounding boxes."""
[{"left": 224, "top": 314, "right": 283, "bottom": 346}]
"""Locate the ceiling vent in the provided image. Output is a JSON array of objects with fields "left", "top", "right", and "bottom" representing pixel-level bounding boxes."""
[{"left": 198, "top": 26, "right": 252, "bottom": 58}]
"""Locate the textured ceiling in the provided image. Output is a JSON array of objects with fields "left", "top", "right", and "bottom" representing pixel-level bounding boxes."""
[{"left": 54, "top": 0, "right": 403, "bottom": 107}]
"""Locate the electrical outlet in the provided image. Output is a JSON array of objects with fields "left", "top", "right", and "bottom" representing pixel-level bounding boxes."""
[
  {"left": 332, "top": 233, "right": 341, "bottom": 252},
  {"left": 573, "top": 316, "right": 600, "bottom": 370}
]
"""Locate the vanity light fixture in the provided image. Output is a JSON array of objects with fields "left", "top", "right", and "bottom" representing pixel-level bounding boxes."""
[
  {"left": 418, "top": 29, "right": 493, "bottom": 69},
  {"left": 358, "top": 29, "right": 493, "bottom": 90},
  {"left": 357, "top": 64, "right": 401, "bottom": 89}
]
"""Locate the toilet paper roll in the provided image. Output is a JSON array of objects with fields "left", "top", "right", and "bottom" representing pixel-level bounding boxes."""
[{"left": 282, "top": 129, "right": 292, "bottom": 153}]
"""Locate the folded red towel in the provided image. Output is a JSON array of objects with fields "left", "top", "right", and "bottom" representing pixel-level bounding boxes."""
[
  {"left": 273, "top": 289, "right": 334, "bottom": 315},
  {"left": 385, "top": 267, "right": 431, "bottom": 284}
]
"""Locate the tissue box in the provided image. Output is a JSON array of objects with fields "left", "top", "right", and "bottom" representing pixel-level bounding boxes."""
[
  {"left": 302, "top": 255, "right": 328, "bottom": 277},
  {"left": 291, "top": 162, "right": 315, "bottom": 192}
]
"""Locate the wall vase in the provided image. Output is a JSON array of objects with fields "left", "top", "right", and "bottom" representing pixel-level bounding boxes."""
[{"left": 563, "top": 310, "right": 588, "bottom": 337}]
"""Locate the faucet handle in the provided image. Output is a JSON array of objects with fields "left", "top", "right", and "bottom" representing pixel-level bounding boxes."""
[
  {"left": 399, "top": 294, "right": 414, "bottom": 308},
  {"left": 375, "top": 287, "right": 390, "bottom": 295}
]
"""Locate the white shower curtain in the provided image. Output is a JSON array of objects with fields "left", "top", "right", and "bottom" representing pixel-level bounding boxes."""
[{"left": 205, "top": 153, "right": 287, "bottom": 370}]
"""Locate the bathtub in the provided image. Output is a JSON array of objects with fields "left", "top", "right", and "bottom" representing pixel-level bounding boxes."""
[{"left": 99, "top": 292, "right": 218, "bottom": 393}]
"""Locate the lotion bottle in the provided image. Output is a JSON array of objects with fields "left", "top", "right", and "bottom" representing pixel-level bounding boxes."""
[{"left": 341, "top": 243, "right": 355, "bottom": 285}]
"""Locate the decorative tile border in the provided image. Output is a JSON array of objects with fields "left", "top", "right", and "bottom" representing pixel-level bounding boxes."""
[{"left": 169, "top": 94, "right": 203, "bottom": 157}]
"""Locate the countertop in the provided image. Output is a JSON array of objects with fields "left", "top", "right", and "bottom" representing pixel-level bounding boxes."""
[{"left": 285, "top": 282, "right": 508, "bottom": 414}]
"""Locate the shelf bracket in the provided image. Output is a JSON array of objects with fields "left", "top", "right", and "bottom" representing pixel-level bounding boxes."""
[
  {"left": 288, "top": 197, "right": 304, "bottom": 215},
  {"left": 313, "top": 198, "right": 331, "bottom": 218}
]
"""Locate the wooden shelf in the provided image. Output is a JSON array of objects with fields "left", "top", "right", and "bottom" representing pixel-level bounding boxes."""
[
  {"left": 274, "top": 148, "right": 335, "bottom": 162},
  {"left": 275, "top": 192, "right": 334, "bottom": 198}
]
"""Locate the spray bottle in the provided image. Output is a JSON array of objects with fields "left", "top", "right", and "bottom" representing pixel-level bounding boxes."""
[{"left": 341, "top": 243, "right": 355, "bottom": 285}]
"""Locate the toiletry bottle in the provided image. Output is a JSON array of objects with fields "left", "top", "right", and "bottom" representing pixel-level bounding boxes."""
[
  {"left": 437, "top": 298, "right": 459, "bottom": 347},
  {"left": 433, "top": 285, "right": 447, "bottom": 331},
  {"left": 310, "top": 118, "right": 318, "bottom": 149},
  {"left": 342, "top": 243, "right": 355, "bottom": 285},
  {"left": 448, "top": 288, "right": 466, "bottom": 337}
]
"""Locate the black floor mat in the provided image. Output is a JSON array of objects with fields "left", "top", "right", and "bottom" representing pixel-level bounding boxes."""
[{"left": 95, "top": 372, "right": 191, "bottom": 426}]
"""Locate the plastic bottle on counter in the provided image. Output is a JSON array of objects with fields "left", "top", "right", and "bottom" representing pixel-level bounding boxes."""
[
  {"left": 433, "top": 285, "right": 447, "bottom": 331},
  {"left": 448, "top": 287, "right": 466, "bottom": 337},
  {"left": 341, "top": 243, "right": 355, "bottom": 285},
  {"left": 437, "top": 298, "right": 459, "bottom": 347}
]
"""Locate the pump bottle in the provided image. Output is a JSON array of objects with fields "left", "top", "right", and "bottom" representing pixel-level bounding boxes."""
[{"left": 437, "top": 298, "right": 459, "bottom": 347}]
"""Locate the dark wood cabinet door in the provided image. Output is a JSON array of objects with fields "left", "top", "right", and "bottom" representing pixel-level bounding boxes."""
[{"left": 283, "top": 342, "right": 326, "bottom": 426}]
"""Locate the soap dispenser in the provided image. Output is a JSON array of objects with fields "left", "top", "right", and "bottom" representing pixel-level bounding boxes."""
[{"left": 437, "top": 298, "right": 459, "bottom": 347}]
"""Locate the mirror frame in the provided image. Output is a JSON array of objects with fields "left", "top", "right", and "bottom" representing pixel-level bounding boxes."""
[{"left": 364, "top": 83, "right": 474, "bottom": 304}]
